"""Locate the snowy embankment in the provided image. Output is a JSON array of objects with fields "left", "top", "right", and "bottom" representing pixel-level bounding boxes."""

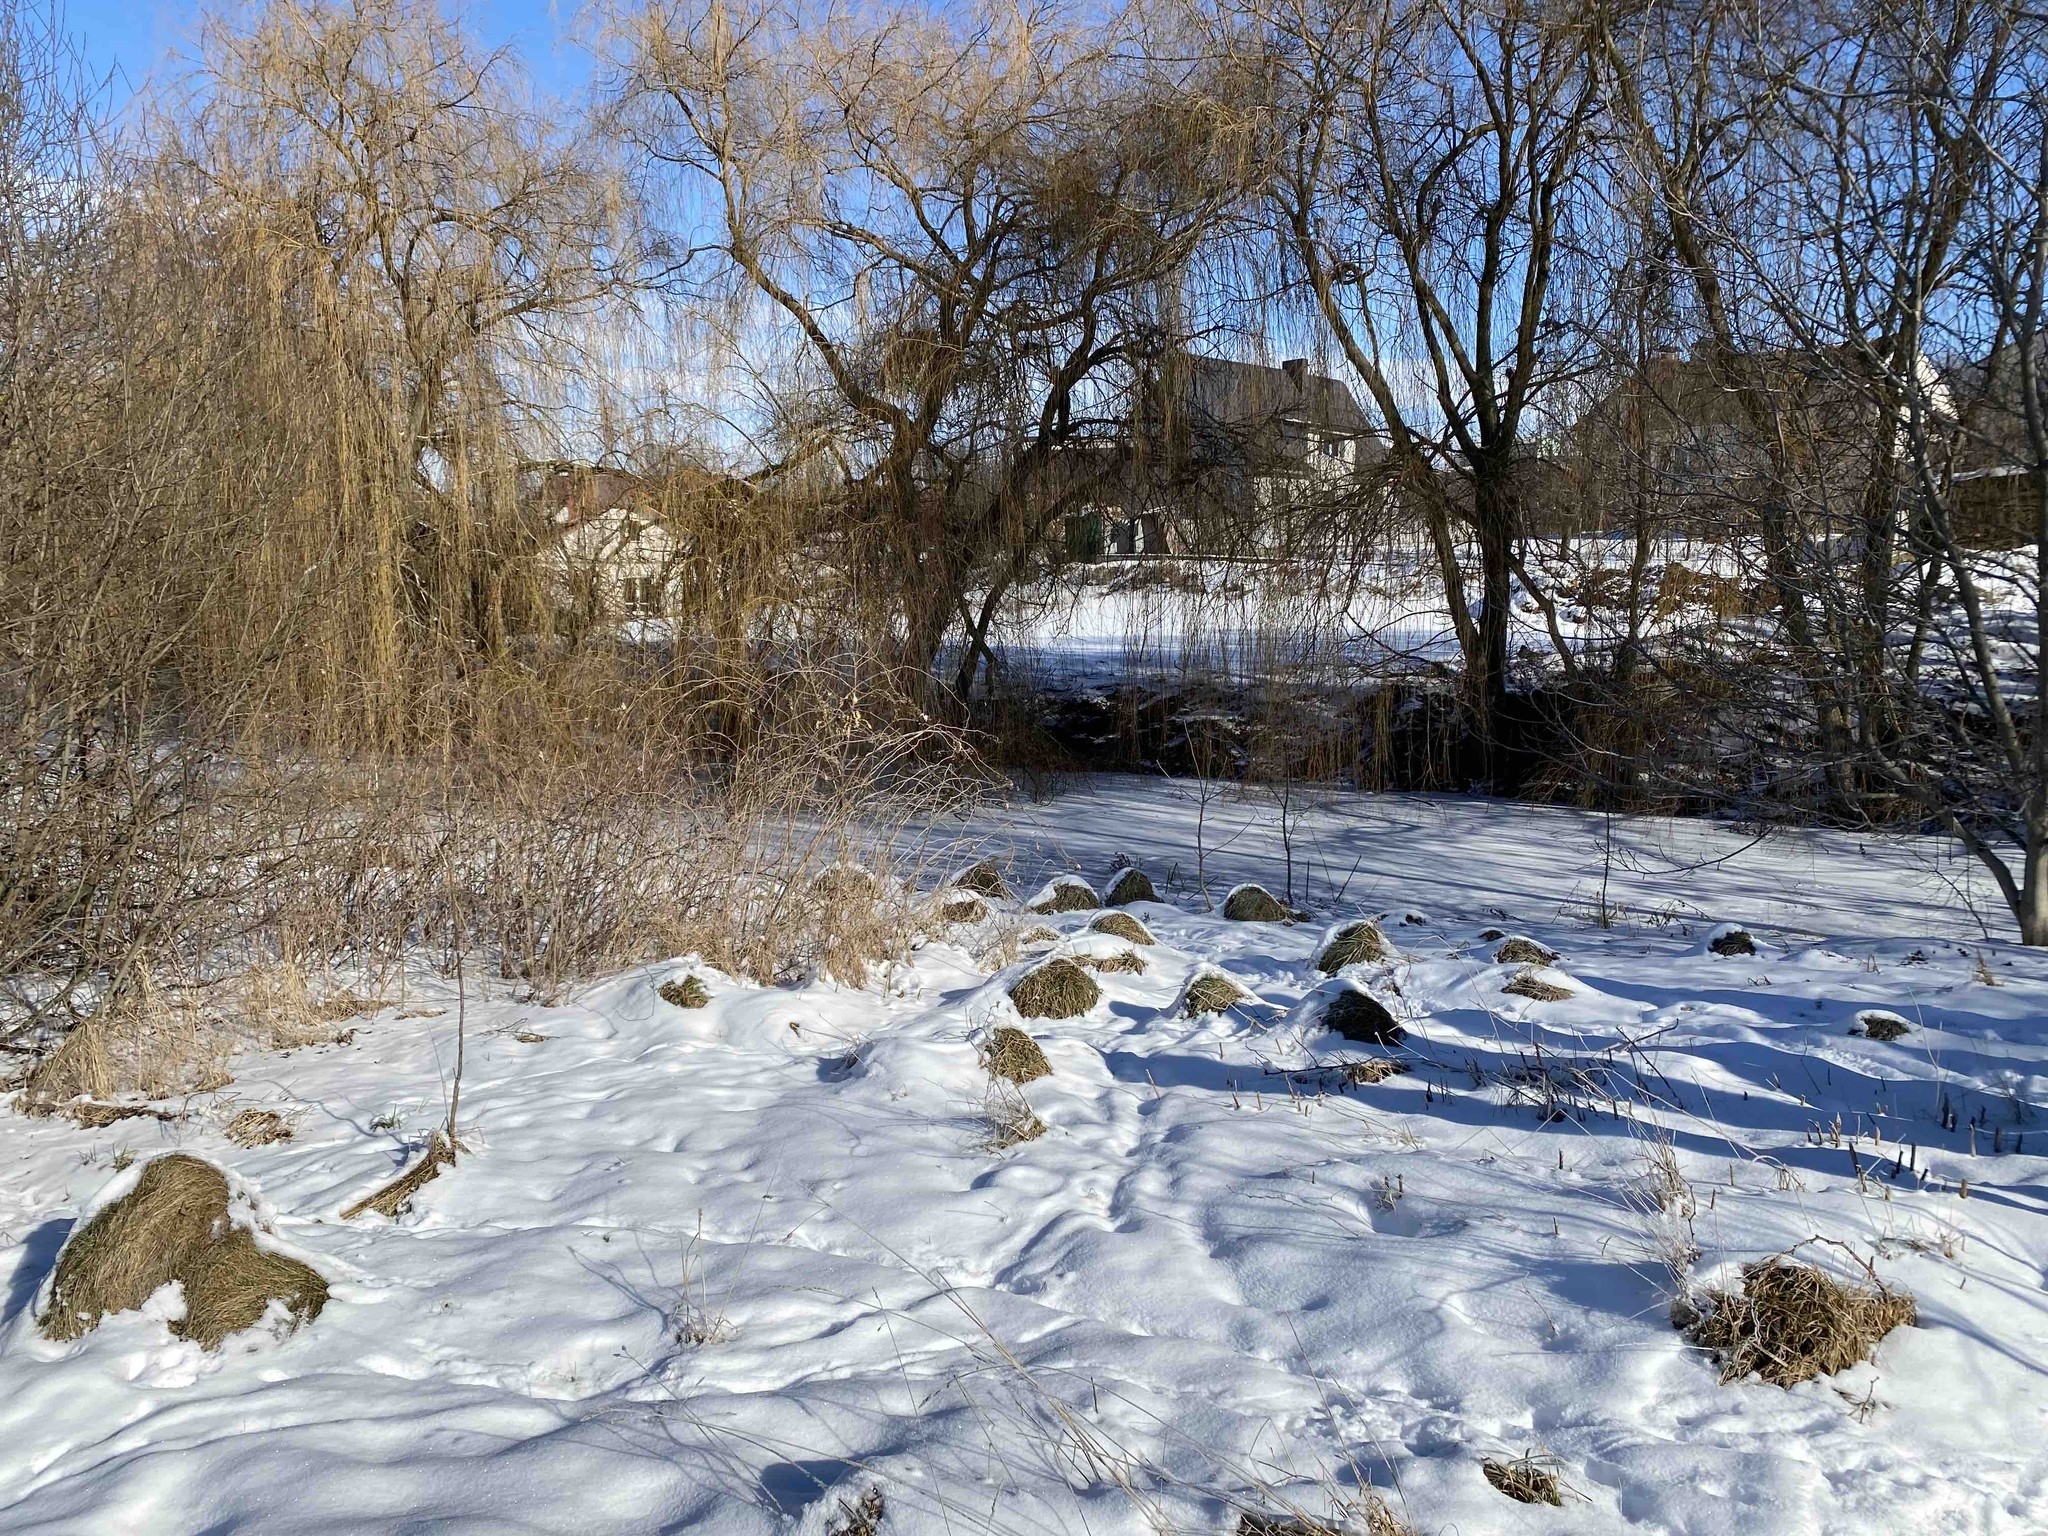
[{"left": 2, "top": 781, "right": 2045, "bottom": 1533}]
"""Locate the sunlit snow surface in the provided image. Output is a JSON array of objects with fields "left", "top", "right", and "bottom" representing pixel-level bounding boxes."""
[{"left": 2, "top": 781, "right": 2044, "bottom": 1534}]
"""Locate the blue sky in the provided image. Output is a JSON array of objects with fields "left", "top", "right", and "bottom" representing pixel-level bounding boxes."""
[{"left": 61, "top": 0, "right": 597, "bottom": 105}]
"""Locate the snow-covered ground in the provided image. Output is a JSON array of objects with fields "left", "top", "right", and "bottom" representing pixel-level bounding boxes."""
[{"left": 3, "top": 779, "right": 2045, "bottom": 1533}]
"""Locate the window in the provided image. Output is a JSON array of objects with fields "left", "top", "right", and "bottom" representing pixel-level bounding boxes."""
[{"left": 620, "top": 574, "right": 665, "bottom": 617}]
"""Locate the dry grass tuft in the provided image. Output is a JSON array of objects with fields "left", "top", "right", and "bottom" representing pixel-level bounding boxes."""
[
  {"left": 1019, "top": 926, "right": 1061, "bottom": 945},
  {"left": 1079, "top": 949, "right": 1145, "bottom": 974},
  {"left": 1104, "top": 866, "right": 1157, "bottom": 905},
  {"left": 1030, "top": 876, "right": 1101, "bottom": 913},
  {"left": 1183, "top": 970, "right": 1251, "bottom": 1017},
  {"left": 980, "top": 1025, "right": 1052, "bottom": 1084},
  {"left": 1008, "top": 958, "right": 1102, "bottom": 1018},
  {"left": 1710, "top": 927, "right": 1758, "bottom": 956},
  {"left": 1089, "top": 911, "right": 1155, "bottom": 945},
  {"left": 1342, "top": 1058, "right": 1411, "bottom": 1085},
  {"left": 939, "top": 892, "right": 990, "bottom": 924},
  {"left": 1482, "top": 1453, "right": 1565, "bottom": 1506},
  {"left": 1223, "top": 884, "right": 1294, "bottom": 922},
  {"left": 1684, "top": 1257, "right": 1916, "bottom": 1387},
  {"left": 340, "top": 1131, "right": 456, "bottom": 1220},
  {"left": 825, "top": 1486, "right": 886, "bottom": 1536},
  {"left": 39, "top": 1154, "right": 327, "bottom": 1348},
  {"left": 953, "top": 858, "right": 1013, "bottom": 900},
  {"left": 1322, "top": 988, "right": 1405, "bottom": 1044},
  {"left": 659, "top": 975, "right": 711, "bottom": 1009},
  {"left": 813, "top": 864, "right": 880, "bottom": 902},
  {"left": 1855, "top": 1011, "right": 1911, "bottom": 1042},
  {"left": 224, "top": 1109, "right": 293, "bottom": 1147},
  {"left": 1493, "top": 936, "right": 1557, "bottom": 965},
  {"left": 978, "top": 1082, "right": 1046, "bottom": 1149},
  {"left": 1237, "top": 1498, "right": 1414, "bottom": 1536},
  {"left": 1503, "top": 969, "right": 1574, "bottom": 1002},
  {"left": 1315, "top": 921, "right": 1390, "bottom": 973}
]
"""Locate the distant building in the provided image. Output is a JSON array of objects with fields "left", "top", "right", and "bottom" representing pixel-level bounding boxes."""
[{"left": 535, "top": 463, "right": 679, "bottom": 621}]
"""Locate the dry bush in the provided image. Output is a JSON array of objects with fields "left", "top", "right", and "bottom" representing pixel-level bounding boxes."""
[
  {"left": 1684, "top": 1256, "right": 1916, "bottom": 1387},
  {"left": 1321, "top": 989, "right": 1405, "bottom": 1045},
  {"left": 1503, "top": 970, "right": 1574, "bottom": 1002},
  {"left": 39, "top": 1154, "right": 327, "bottom": 1347},
  {"left": 1030, "top": 876, "right": 1102, "bottom": 914},
  {"left": 1089, "top": 912, "right": 1155, "bottom": 945},
  {"left": 1493, "top": 936, "right": 1557, "bottom": 965},
  {"left": 1008, "top": 959, "right": 1102, "bottom": 1019},
  {"left": 1182, "top": 970, "right": 1251, "bottom": 1016},
  {"left": 951, "top": 859, "right": 1013, "bottom": 900},
  {"left": 1855, "top": 1011, "right": 1911, "bottom": 1042},
  {"left": 980, "top": 1025, "right": 1052, "bottom": 1084},
  {"left": 1315, "top": 922, "right": 1390, "bottom": 972},
  {"left": 660, "top": 975, "right": 711, "bottom": 1009},
  {"left": 978, "top": 1082, "right": 1047, "bottom": 1149},
  {"left": 224, "top": 1109, "right": 294, "bottom": 1147},
  {"left": 1223, "top": 884, "right": 1294, "bottom": 922},
  {"left": 1710, "top": 928, "right": 1758, "bottom": 956},
  {"left": 1080, "top": 950, "right": 1145, "bottom": 974},
  {"left": 1104, "top": 866, "right": 1157, "bottom": 905},
  {"left": 1482, "top": 1453, "right": 1565, "bottom": 1507}
]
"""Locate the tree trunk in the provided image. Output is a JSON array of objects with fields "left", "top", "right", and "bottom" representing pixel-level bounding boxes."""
[{"left": 1472, "top": 470, "right": 1517, "bottom": 782}]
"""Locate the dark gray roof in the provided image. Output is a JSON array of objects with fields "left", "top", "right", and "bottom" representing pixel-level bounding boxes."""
[{"left": 1184, "top": 356, "right": 1375, "bottom": 438}]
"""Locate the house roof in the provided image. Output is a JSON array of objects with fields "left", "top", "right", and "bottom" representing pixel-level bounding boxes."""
[{"left": 1184, "top": 356, "right": 1375, "bottom": 438}]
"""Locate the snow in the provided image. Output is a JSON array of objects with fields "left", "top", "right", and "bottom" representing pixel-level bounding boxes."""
[{"left": 2, "top": 777, "right": 2045, "bottom": 1533}]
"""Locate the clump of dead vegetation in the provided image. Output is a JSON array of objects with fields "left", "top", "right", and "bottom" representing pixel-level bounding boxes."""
[
  {"left": 1680, "top": 1254, "right": 1916, "bottom": 1387},
  {"left": 660, "top": 975, "right": 711, "bottom": 1009},
  {"left": 1008, "top": 958, "right": 1102, "bottom": 1018},
  {"left": 1481, "top": 1452, "right": 1566, "bottom": 1506},
  {"left": 341, "top": 1131, "right": 457, "bottom": 1221},
  {"left": 1314, "top": 921, "right": 1390, "bottom": 973},
  {"left": 1854, "top": 1011, "right": 1911, "bottom": 1042},
  {"left": 1223, "top": 884, "right": 1295, "bottom": 922},
  {"left": 1089, "top": 911, "right": 1154, "bottom": 945},
  {"left": 224, "top": 1108, "right": 294, "bottom": 1147},
  {"left": 978, "top": 1082, "right": 1046, "bottom": 1149},
  {"left": 938, "top": 891, "right": 991, "bottom": 924},
  {"left": 951, "top": 859, "right": 1013, "bottom": 900},
  {"left": 39, "top": 1154, "right": 328, "bottom": 1348},
  {"left": 1710, "top": 927, "right": 1759, "bottom": 956},
  {"left": 980, "top": 1025, "right": 1051, "bottom": 1084},
  {"left": 826, "top": 1486, "right": 886, "bottom": 1536},
  {"left": 1078, "top": 949, "right": 1145, "bottom": 974},
  {"left": 1493, "top": 936, "right": 1557, "bottom": 965},
  {"left": 1182, "top": 969, "right": 1252, "bottom": 1017},
  {"left": 1104, "top": 866, "right": 1157, "bottom": 905},
  {"left": 1320, "top": 988, "right": 1405, "bottom": 1045},
  {"left": 1503, "top": 969, "right": 1574, "bottom": 1002},
  {"left": 1342, "top": 1058, "right": 1411, "bottom": 1085},
  {"left": 1030, "top": 876, "right": 1101, "bottom": 914}
]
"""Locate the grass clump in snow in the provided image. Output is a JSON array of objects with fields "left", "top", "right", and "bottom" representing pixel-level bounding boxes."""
[
  {"left": 1104, "top": 866, "right": 1157, "bottom": 905},
  {"left": 813, "top": 864, "right": 878, "bottom": 902},
  {"left": 1342, "top": 1058, "right": 1411, "bottom": 1085},
  {"left": 1321, "top": 988, "right": 1405, "bottom": 1044},
  {"left": 1182, "top": 969, "right": 1252, "bottom": 1017},
  {"left": 660, "top": 975, "right": 710, "bottom": 1009},
  {"left": 980, "top": 1025, "right": 1051, "bottom": 1084},
  {"left": 341, "top": 1131, "right": 456, "bottom": 1220},
  {"left": 1223, "top": 884, "right": 1294, "bottom": 922},
  {"left": 938, "top": 892, "right": 990, "bottom": 924},
  {"left": 1008, "top": 958, "right": 1101, "bottom": 1018},
  {"left": 1237, "top": 1498, "right": 1414, "bottom": 1536},
  {"left": 1314, "top": 921, "right": 1390, "bottom": 973},
  {"left": 1080, "top": 950, "right": 1145, "bottom": 974},
  {"left": 1709, "top": 927, "right": 1758, "bottom": 956},
  {"left": 39, "top": 1154, "right": 328, "bottom": 1349},
  {"left": 1503, "top": 969, "right": 1574, "bottom": 1002},
  {"left": 1684, "top": 1256, "right": 1915, "bottom": 1387},
  {"left": 1030, "top": 875, "right": 1101, "bottom": 913},
  {"left": 826, "top": 1486, "right": 886, "bottom": 1536},
  {"left": 1493, "top": 936, "right": 1557, "bottom": 965},
  {"left": 224, "top": 1109, "right": 293, "bottom": 1148},
  {"left": 1089, "top": 911, "right": 1155, "bottom": 945},
  {"left": 1855, "top": 1011, "right": 1911, "bottom": 1042},
  {"left": 952, "top": 858, "right": 1012, "bottom": 900},
  {"left": 1482, "top": 1452, "right": 1566, "bottom": 1507},
  {"left": 978, "top": 1082, "right": 1046, "bottom": 1149}
]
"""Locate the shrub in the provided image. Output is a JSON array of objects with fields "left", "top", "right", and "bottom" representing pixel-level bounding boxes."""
[
  {"left": 1314, "top": 921, "right": 1390, "bottom": 973},
  {"left": 1683, "top": 1256, "right": 1916, "bottom": 1387},
  {"left": 1089, "top": 911, "right": 1154, "bottom": 945},
  {"left": 1222, "top": 884, "right": 1293, "bottom": 922},
  {"left": 39, "top": 1154, "right": 328, "bottom": 1348},
  {"left": 1104, "top": 866, "right": 1156, "bottom": 905},
  {"left": 980, "top": 1025, "right": 1051, "bottom": 1084},
  {"left": 1008, "top": 958, "right": 1101, "bottom": 1018}
]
